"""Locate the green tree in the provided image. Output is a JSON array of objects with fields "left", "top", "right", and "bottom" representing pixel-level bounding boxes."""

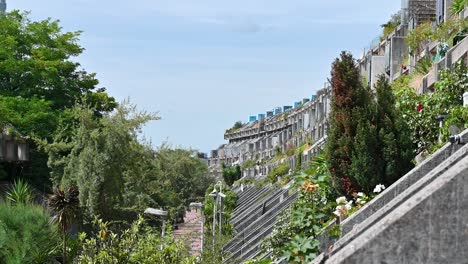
[
  {"left": 0, "top": 11, "right": 116, "bottom": 112},
  {"left": 222, "top": 164, "right": 241, "bottom": 186},
  {"left": 327, "top": 53, "right": 414, "bottom": 194},
  {"left": 326, "top": 52, "right": 371, "bottom": 194},
  {"left": 46, "top": 102, "right": 211, "bottom": 224},
  {"left": 46, "top": 102, "right": 158, "bottom": 218},
  {"left": 374, "top": 75, "right": 414, "bottom": 185}
]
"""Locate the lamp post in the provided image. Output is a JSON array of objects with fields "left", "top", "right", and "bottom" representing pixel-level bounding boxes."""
[
  {"left": 189, "top": 202, "right": 204, "bottom": 253},
  {"left": 144, "top": 208, "right": 168, "bottom": 237},
  {"left": 208, "top": 188, "right": 218, "bottom": 250},
  {"left": 208, "top": 181, "right": 226, "bottom": 250}
]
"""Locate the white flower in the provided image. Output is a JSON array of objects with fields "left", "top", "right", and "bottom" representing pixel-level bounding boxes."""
[
  {"left": 345, "top": 201, "right": 353, "bottom": 211},
  {"left": 333, "top": 210, "right": 341, "bottom": 217},
  {"left": 357, "top": 192, "right": 364, "bottom": 197},
  {"left": 356, "top": 198, "right": 366, "bottom": 205},
  {"left": 336, "top": 196, "right": 347, "bottom": 204},
  {"left": 373, "top": 184, "right": 386, "bottom": 193}
]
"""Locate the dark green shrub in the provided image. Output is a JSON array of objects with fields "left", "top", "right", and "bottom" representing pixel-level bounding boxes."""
[{"left": 0, "top": 201, "right": 60, "bottom": 264}]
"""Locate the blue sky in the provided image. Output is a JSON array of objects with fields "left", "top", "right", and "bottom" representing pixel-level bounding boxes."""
[{"left": 8, "top": 1, "right": 401, "bottom": 153}]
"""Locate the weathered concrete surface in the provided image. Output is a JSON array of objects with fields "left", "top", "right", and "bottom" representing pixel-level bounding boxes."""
[
  {"left": 330, "top": 142, "right": 468, "bottom": 255},
  {"left": 339, "top": 130, "right": 468, "bottom": 241},
  {"left": 325, "top": 154, "right": 468, "bottom": 264}
]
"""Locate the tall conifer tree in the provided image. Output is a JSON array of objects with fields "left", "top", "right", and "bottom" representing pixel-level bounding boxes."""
[
  {"left": 326, "top": 53, "right": 414, "bottom": 194},
  {"left": 326, "top": 52, "right": 370, "bottom": 194}
]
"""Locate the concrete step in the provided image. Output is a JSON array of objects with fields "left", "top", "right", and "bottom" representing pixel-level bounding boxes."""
[
  {"left": 321, "top": 141, "right": 468, "bottom": 261},
  {"left": 223, "top": 191, "right": 298, "bottom": 263},
  {"left": 232, "top": 188, "right": 286, "bottom": 231},
  {"left": 232, "top": 186, "right": 272, "bottom": 217},
  {"left": 324, "top": 154, "right": 468, "bottom": 263},
  {"left": 318, "top": 129, "right": 468, "bottom": 254}
]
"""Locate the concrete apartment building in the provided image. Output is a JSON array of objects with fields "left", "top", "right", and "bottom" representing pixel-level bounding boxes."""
[
  {"left": 213, "top": 0, "right": 468, "bottom": 262},
  {"left": 209, "top": 0, "right": 468, "bottom": 184}
]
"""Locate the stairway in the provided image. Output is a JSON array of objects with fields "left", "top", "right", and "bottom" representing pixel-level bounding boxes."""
[
  {"left": 313, "top": 129, "right": 468, "bottom": 264},
  {"left": 223, "top": 183, "right": 297, "bottom": 263},
  {"left": 174, "top": 209, "right": 203, "bottom": 256}
]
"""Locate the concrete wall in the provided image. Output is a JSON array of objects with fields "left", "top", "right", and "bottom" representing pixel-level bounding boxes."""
[{"left": 326, "top": 154, "right": 468, "bottom": 264}]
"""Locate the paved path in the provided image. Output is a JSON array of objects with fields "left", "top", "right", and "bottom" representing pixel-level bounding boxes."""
[{"left": 173, "top": 209, "right": 203, "bottom": 256}]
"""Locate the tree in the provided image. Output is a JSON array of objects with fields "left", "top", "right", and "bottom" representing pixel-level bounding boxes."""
[
  {"left": 326, "top": 53, "right": 414, "bottom": 194},
  {"left": 326, "top": 52, "right": 371, "bottom": 194},
  {"left": 0, "top": 10, "right": 117, "bottom": 192},
  {"left": 0, "top": 11, "right": 116, "bottom": 112},
  {"left": 48, "top": 187, "right": 80, "bottom": 264},
  {"left": 46, "top": 101, "right": 211, "bottom": 224},
  {"left": 0, "top": 96, "right": 59, "bottom": 140},
  {"left": 222, "top": 164, "right": 241, "bottom": 186},
  {"left": 46, "top": 102, "right": 159, "bottom": 219},
  {"left": 374, "top": 75, "right": 414, "bottom": 185}
]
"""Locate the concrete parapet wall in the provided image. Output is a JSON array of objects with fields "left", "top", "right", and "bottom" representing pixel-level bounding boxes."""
[{"left": 326, "top": 154, "right": 468, "bottom": 264}]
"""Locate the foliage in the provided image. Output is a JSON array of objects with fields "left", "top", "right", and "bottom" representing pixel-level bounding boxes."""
[
  {"left": 394, "top": 62, "right": 468, "bottom": 153},
  {"left": 76, "top": 216, "right": 195, "bottom": 264},
  {"left": 46, "top": 101, "right": 211, "bottom": 224},
  {"left": 451, "top": 0, "right": 467, "bottom": 15},
  {"left": 327, "top": 53, "right": 414, "bottom": 194},
  {"left": 0, "top": 11, "right": 116, "bottom": 112},
  {"left": 199, "top": 233, "right": 232, "bottom": 264},
  {"left": 244, "top": 258, "right": 271, "bottom": 264},
  {"left": 241, "top": 159, "right": 255, "bottom": 169},
  {"left": 326, "top": 52, "right": 372, "bottom": 194},
  {"left": 225, "top": 121, "right": 244, "bottom": 133},
  {"left": 45, "top": 102, "right": 157, "bottom": 218},
  {"left": 406, "top": 18, "right": 468, "bottom": 52},
  {"left": 0, "top": 10, "right": 118, "bottom": 191},
  {"left": 48, "top": 187, "right": 80, "bottom": 263},
  {"left": 285, "top": 145, "right": 296, "bottom": 157},
  {"left": 0, "top": 96, "right": 59, "bottom": 140},
  {"left": 267, "top": 163, "right": 291, "bottom": 183},
  {"left": 415, "top": 57, "right": 433, "bottom": 75},
  {"left": 381, "top": 12, "right": 401, "bottom": 40},
  {"left": 406, "top": 22, "right": 433, "bottom": 52},
  {"left": 222, "top": 164, "right": 241, "bottom": 186},
  {"left": 373, "top": 76, "right": 414, "bottom": 187},
  {"left": 262, "top": 154, "right": 335, "bottom": 263},
  {"left": 432, "top": 18, "right": 468, "bottom": 43},
  {"left": 148, "top": 145, "right": 212, "bottom": 219},
  {"left": 441, "top": 105, "right": 468, "bottom": 138},
  {"left": 6, "top": 179, "right": 32, "bottom": 204},
  {"left": 203, "top": 184, "right": 238, "bottom": 235},
  {"left": 0, "top": 201, "right": 60, "bottom": 264}
]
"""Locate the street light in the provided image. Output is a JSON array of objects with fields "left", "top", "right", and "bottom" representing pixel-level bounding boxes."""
[
  {"left": 208, "top": 181, "right": 226, "bottom": 250},
  {"left": 144, "top": 208, "right": 168, "bottom": 237},
  {"left": 189, "top": 202, "right": 204, "bottom": 252},
  {"left": 218, "top": 190, "right": 226, "bottom": 236},
  {"left": 209, "top": 187, "right": 218, "bottom": 250}
]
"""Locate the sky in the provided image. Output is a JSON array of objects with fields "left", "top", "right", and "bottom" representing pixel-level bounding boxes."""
[{"left": 7, "top": 0, "right": 401, "bottom": 153}]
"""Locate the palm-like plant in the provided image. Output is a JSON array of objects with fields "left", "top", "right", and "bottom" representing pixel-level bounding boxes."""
[
  {"left": 48, "top": 187, "right": 80, "bottom": 264},
  {"left": 6, "top": 179, "right": 32, "bottom": 204}
]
